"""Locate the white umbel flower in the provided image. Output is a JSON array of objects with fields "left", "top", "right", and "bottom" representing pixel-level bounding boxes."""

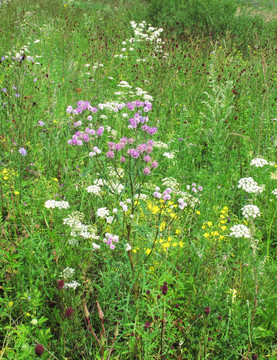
[
  {"left": 230, "top": 224, "right": 251, "bottom": 238},
  {"left": 96, "top": 207, "right": 109, "bottom": 218},
  {"left": 237, "top": 177, "right": 264, "bottom": 194},
  {"left": 87, "top": 185, "right": 101, "bottom": 195},
  {"left": 250, "top": 158, "right": 269, "bottom": 167},
  {"left": 241, "top": 205, "right": 261, "bottom": 219},
  {"left": 45, "top": 200, "right": 70, "bottom": 209}
]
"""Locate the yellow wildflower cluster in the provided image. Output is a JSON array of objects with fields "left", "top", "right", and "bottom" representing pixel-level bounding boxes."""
[
  {"left": 202, "top": 206, "right": 229, "bottom": 243},
  {"left": 0, "top": 168, "right": 18, "bottom": 184},
  {"left": 147, "top": 199, "right": 178, "bottom": 219}
]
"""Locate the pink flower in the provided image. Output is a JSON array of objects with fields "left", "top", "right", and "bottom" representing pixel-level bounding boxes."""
[
  {"left": 143, "top": 168, "right": 150, "bottom": 175},
  {"left": 106, "top": 151, "right": 115, "bottom": 158}
]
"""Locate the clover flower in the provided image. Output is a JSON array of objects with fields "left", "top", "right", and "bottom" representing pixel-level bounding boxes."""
[
  {"left": 230, "top": 224, "right": 251, "bottom": 238},
  {"left": 103, "top": 233, "right": 119, "bottom": 249},
  {"left": 250, "top": 158, "right": 269, "bottom": 167},
  {"left": 19, "top": 147, "right": 27, "bottom": 156},
  {"left": 34, "top": 344, "right": 44, "bottom": 356},
  {"left": 241, "top": 205, "right": 261, "bottom": 219},
  {"left": 238, "top": 177, "right": 264, "bottom": 194}
]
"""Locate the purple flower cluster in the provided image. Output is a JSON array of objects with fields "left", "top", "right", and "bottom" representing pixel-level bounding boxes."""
[
  {"left": 66, "top": 101, "right": 97, "bottom": 115},
  {"left": 153, "top": 187, "right": 172, "bottom": 200},
  {"left": 103, "top": 233, "right": 119, "bottom": 250},
  {"left": 68, "top": 126, "right": 104, "bottom": 145}
]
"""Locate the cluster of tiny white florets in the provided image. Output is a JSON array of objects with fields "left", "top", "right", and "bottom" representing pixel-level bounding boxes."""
[
  {"left": 272, "top": 189, "right": 277, "bottom": 198},
  {"left": 87, "top": 184, "right": 102, "bottom": 195},
  {"left": 45, "top": 200, "right": 70, "bottom": 209},
  {"left": 241, "top": 205, "right": 261, "bottom": 219},
  {"left": 63, "top": 212, "right": 99, "bottom": 240},
  {"left": 238, "top": 177, "right": 264, "bottom": 194},
  {"left": 230, "top": 224, "right": 251, "bottom": 238},
  {"left": 64, "top": 280, "right": 81, "bottom": 290},
  {"left": 250, "top": 158, "right": 269, "bottom": 167},
  {"left": 60, "top": 267, "right": 80, "bottom": 289}
]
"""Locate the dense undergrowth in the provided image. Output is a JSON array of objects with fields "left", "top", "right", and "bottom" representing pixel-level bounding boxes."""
[{"left": 0, "top": 0, "right": 276, "bottom": 359}]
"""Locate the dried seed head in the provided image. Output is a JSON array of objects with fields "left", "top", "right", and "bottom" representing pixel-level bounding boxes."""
[{"left": 96, "top": 301, "right": 104, "bottom": 319}]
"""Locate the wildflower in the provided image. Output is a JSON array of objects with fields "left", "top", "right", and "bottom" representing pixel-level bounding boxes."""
[
  {"left": 19, "top": 147, "right": 27, "bottom": 156},
  {"left": 64, "top": 281, "right": 80, "bottom": 290},
  {"left": 161, "top": 282, "right": 168, "bottom": 295},
  {"left": 230, "top": 224, "right": 251, "bottom": 238},
  {"left": 250, "top": 158, "right": 269, "bottom": 167},
  {"left": 241, "top": 205, "right": 260, "bottom": 219},
  {"left": 163, "top": 152, "right": 175, "bottom": 159},
  {"left": 144, "top": 321, "right": 151, "bottom": 329},
  {"left": 31, "top": 319, "right": 38, "bottom": 326},
  {"left": 87, "top": 185, "right": 101, "bottom": 195},
  {"left": 57, "top": 280, "right": 65, "bottom": 289},
  {"left": 96, "top": 207, "right": 109, "bottom": 218},
  {"left": 271, "top": 189, "right": 277, "bottom": 198},
  {"left": 143, "top": 167, "right": 150, "bottom": 175},
  {"left": 204, "top": 307, "right": 211, "bottom": 316},
  {"left": 126, "top": 243, "right": 131, "bottom": 251},
  {"left": 238, "top": 177, "right": 264, "bottom": 194},
  {"left": 45, "top": 200, "right": 70, "bottom": 209},
  {"left": 38, "top": 121, "right": 44, "bottom": 126},
  {"left": 34, "top": 344, "right": 44, "bottom": 356},
  {"left": 65, "top": 307, "right": 74, "bottom": 318}
]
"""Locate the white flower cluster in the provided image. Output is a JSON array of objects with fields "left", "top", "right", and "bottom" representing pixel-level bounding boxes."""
[
  {"left": 134, "top": 193, "right": 147, "bottom": 201},
  {"left": 163, "top": 152, "right": 175, "bottom": 159},
  {"left": 92, "top": 242, "right": 100, "bottom": 250},
  {"left": 126, "top": 243, "right": 132, "bottom": 251},
  {"left": 103, "top": 233, "right": 119, "bottom": 250},
  {"left": 241, "top": 205, "right": 261, "bottom": 219},
  {"left": 153, "top": 141, "right": 168, "bottom": 149},
  {"left": 230, "top": 224, "right": 251, "bottom": 238},
  {"left": 238, "top": 177, "right": 264, "bottom": 194},
  {"left": 178, "top": 198, "right": 188, "bottom": 210},
  {"left": 119, "top": 201, "right": 128, "bottom": 212},
  {"left": 64, "top": 280, "right": 81, "bottom": 290},
  {"left": 87, "top": 184, "right": 102, "bottom": 195},
  {"left": 45, "top": 200, "right": 70, "bottom": 209},
  {"left": 176, "top": 191, "right": 200, "bottom": 208},
  {"left": 250, "top": 158, "right": 269, "bottom": 167},
  {"left": 162, "top": 177, "right": 179, "bottom": 189},
  {"left": 272, "top": 189, "right": 277, "bottom": 198},
  {"left": 63, "top": 212, "right": 99, "bottom": 240},
  {"left": 96, "top": 207, "right": 110, "bottom": 218},
  {"left": 89, "top": 146, "right": 101, "bottom": 157},
  {"left": 60, "top": 267, "right": 75, "bottom": 279}
]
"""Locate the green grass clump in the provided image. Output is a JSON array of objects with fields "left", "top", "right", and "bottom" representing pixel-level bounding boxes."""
[{"left": 0, "top": 0, "right": 276, "bottom": 359}]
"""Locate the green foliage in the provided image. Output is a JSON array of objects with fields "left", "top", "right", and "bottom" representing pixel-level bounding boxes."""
[{"left": 0, "top": 0, "right": 276, "bottom": 358}]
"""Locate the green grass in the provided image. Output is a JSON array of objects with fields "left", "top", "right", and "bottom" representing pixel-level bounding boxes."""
[{"left": 0, "top": 0, "right": 277, "bottom": 359}]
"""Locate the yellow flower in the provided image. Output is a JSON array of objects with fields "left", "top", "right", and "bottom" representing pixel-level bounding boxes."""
[
  {"left": 14, "top": 191, "right": 19, "bottom": 195},
  {"left": 53, "top": 178, "right": 58, "bottom": 182},
  {"left": 145, "top": 248, "right": 151, "bottom": 255},
  {"left": 202, "top": 225, "right": 206, "bottom": 229},
  {"left": 204, "top": 233, "right": 210, "bottom": 238},
  {"left": 26, "top": 312, "right": 31, "bottom": 317},
  {"left": 175, "top": 229, "right": 181, "bottom": 234},
  {"left": 179, "top": 241, "right": 184, "bottom": 247},
  {"left": 207, "top": 222, "right": 213, "bottom": 227},
  {"left": 8, "top": 302, "right": 13, "bottom": 307},
  {"left": 162, "top": 242, "right": 170, "bottom": 249},
  {"left": 196, "top": 211, "right": 200, "bottom": 215},
  {"left": 221, "top": 226, "right": 227, "bottom": 231}
]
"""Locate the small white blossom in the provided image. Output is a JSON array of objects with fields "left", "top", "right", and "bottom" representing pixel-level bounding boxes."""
[
  {"left": 87, "top": 185, "right": 102, "bottom": 195},
  {"left": 96, "top": 207, "right": 109, "bottom": 218},
  {"left": 250, "top": 158, "right": 269, "bottom": 167},
  {"left": 45, "top": 200, "right": 70, "bottom": 209},
  {"left": 64, "top": 280, "right": 80, "bottom": 290},
  {"left": 126, "top": 243, "right": 132, "bottom": 251},
  {"left": 238, "top": 177, "right": 264, "bottom": 194},
  {"left": 230, "top": 224, "right": 251, "bottom": 238},
  {"left": 163, "top": 152, "right": 175, "bottom": 159},
  {"left": 241, "top": 205, "right": 261, "bottom": 219},
  {"left": 92, "top": 243, "right": 100, "bottom": 250}
]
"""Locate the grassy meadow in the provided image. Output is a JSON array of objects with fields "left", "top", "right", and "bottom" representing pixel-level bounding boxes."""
[{"left": 0, "top": 0, "right": 277, "bottom": 358}]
